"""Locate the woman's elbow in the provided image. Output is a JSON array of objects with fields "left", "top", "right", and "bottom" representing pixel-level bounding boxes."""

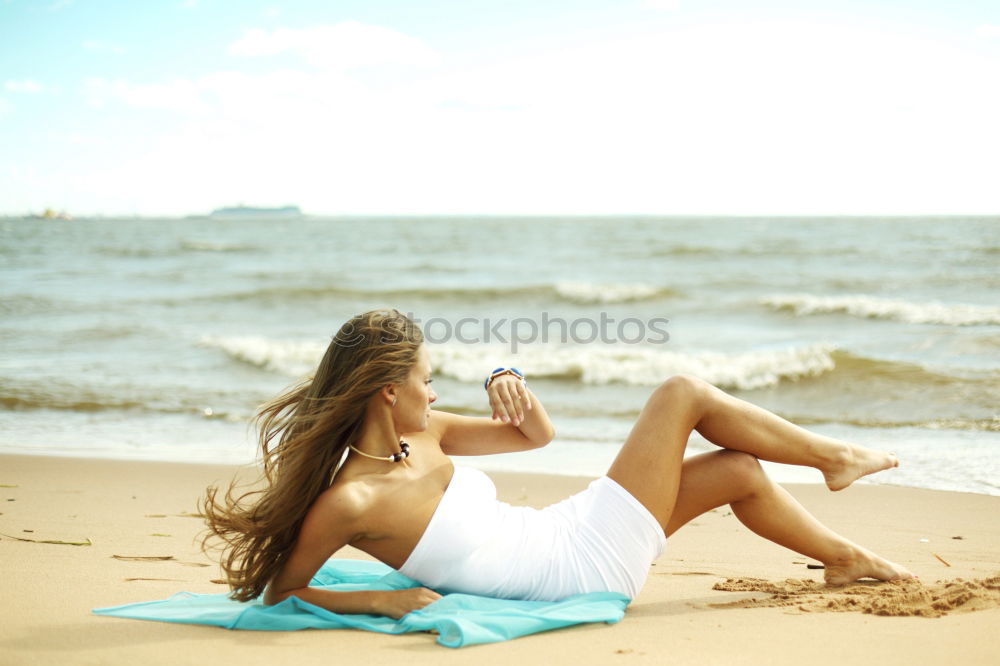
[
  {"left": 531, "top": 428, "right": 555, "bottom": 449},
  {"left": 263, "top": 585, "right": 293, "bottom": 606}
]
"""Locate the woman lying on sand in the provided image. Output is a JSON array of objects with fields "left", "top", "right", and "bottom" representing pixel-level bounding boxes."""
[{"left": 203, "top": 309, "right": 913, "bottom": 619}]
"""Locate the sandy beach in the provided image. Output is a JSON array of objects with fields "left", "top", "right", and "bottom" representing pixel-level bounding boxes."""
[{"left": 1, "top": 453, "right": 997, "bottom": 665}]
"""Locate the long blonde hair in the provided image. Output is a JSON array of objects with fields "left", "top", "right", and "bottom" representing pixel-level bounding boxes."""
[{"left": 201, "top": 309, "right": 424, "bottom": 601}]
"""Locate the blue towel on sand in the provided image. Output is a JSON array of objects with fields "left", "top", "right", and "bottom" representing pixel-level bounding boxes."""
[{"left": 93, "top": 559, "right": 629, "bottom": 648}]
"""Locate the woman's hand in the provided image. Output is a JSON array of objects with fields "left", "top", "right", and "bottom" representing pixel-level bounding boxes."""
[
  {"left": 488, "top": 374, "right": 532, "bottom": 427},
  {"left": 374, "top": 587, "right": 442, "bottom": 619}
]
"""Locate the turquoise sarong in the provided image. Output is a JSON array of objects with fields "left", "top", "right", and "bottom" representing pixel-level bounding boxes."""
[{"left": 93, "top": 559, "right": 629, "bottom": 648}]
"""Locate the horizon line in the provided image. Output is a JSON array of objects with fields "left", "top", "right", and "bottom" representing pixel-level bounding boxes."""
[{"left": 3, "top": 211, "right": 999, "bottom": 219}]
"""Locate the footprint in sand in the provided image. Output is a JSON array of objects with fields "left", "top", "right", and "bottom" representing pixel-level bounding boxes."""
[{"left": 709, "top": 574, "right": 1000, "bottom": 618}]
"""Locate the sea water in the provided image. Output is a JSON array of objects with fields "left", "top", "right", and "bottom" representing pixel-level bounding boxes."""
[{"left": 1, "top": 216, "right": 997, "bottom": 494}]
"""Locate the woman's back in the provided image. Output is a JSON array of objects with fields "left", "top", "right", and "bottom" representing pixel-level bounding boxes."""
[{"left": 302, "top": 433, "right": 455, "bottom": 570}]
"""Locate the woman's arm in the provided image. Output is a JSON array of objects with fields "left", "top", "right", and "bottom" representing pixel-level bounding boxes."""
[
  {"left": 432, "top": 375, "right": 556, "bottom": 455},
  {"left": 266, "top": 584, "right": 441, "bottom": 620},
  {"left": 263, "top": 487, "right": 441, "bottom": 619}
]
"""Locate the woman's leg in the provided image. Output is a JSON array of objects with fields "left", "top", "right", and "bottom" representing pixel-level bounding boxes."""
[
  {"left": 664, "top": 451, "right": 912, "bottom": 582},
  {"left": 607, "top": 375, "right": 910, "bottom": 582},
  {"left": 608, "top": 374, "right": 898, "bottom": 524},
  {"left": 682, "top": 377, "right": 898, "bottom": 491}
]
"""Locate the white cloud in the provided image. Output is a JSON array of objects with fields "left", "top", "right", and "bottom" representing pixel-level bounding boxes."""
[
  {"left": 228, "top": 21, "right": 441, "bottom": 70},
  {"left": 82, "top": 39, "right": 126, "bottom": 55},
  {"left": 976, "top": 24, "right": 1000, "bottom": 38},
  {"left": 123, "top": 80, "right": 205, "bottom": 112},
  {"left": 65, "top": 132, "right": 107, "bottom": 146},
  {"left": 5, "top": 79, "right": 43, "bottom": 93},
  {"left": 84, "top": 77, "right": 207, "bottom": 113},
  {"left": 32, "top": 17, "right": 1000, "bottom": 215},
  {"left": 641, "top": 0, "right": 681, "bottom": 10},
  {"left": 81, "top": 67, "right": 379, "bottom": 123}
]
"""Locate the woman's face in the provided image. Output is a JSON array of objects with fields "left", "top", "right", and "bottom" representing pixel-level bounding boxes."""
[{"left": 394, "top": 345, "right": 437, "bottom": 434}]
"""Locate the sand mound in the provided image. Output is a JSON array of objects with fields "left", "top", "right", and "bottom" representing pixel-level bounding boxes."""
[{"left": 710, "top": 574, "right": 1000, "bottom": 617}]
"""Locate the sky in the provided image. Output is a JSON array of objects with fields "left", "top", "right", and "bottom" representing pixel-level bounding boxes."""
[{"left": 2, "top": 0, "right": 999, "bottom": 216}]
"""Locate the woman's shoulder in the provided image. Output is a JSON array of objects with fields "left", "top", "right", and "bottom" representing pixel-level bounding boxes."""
[
  {"left": 289, "top": 478, "right": 375, "bottom": 551},
  {"left": 306, "top": 475, "right": 375, "bottom": 527}
]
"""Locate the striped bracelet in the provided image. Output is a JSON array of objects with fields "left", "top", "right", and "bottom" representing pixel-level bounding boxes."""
[{"left": 484, "top": 367, "right": 525, "bottom": 390}]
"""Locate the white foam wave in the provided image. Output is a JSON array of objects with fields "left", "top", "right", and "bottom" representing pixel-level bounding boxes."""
[
  {"left": 202, "top": 334, "right": 837, "bottom": 390},
  {"left": 761, "top": 293, "right": 1000, "bottom": 326},
  {"left": 554, "top": 281, "right": 665, "bottom": 304},
  {"left": 180, "top": 240, "right": 257, "bottom": 252},
  {"left": 200, "top": 336, "right": 325, "bottom": 376},
  {"left": 430, "top": 342, "right": 837, "bottom": 390}
]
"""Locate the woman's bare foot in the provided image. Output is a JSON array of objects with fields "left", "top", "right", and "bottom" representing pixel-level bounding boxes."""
[
  {"left": 822, "top": 444, "right": 899, "bottom": 491},
  {"left": 824, "top": 546, "right": 915, "bottom": 586}
]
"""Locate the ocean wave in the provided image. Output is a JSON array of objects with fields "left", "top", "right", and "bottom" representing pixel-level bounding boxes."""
[
  {"left": 199, "top": 336, "right": 327, "bottom": 377},
  {"left": 644, "top": 243, "right": 872, "bottom": 259},
  {"left": 97, "top": 246, "right": 171, "bottom": 258},
  {"left": 647, "top": 244, "right": 717, "bottom": 256},
  {"left": 97, "top": 240, "right": 258, "bottom": 258},
  {"left": 179, "top": 240, "right": 258, "bottom": 252},
  {"left": 822, "top": 350, "right": 994, "bottom": 386},
  {"left": 553, "top": 281, "right": 675, "bottom": 304},
  {"left": 430, "top": 342, "right": 838, "bottom": 390},
  {"left": 761, "top": 293, "right": 1000, "bottom": 325},
  {"left": 197, "top": 281, "right": 677, "bottom": 306},
  {"left": 0, "top": 294, "right": 62, "bottom": 315},
  {"left": 200, "top": 333, "right": 997, "bottom": 398},
  {"left": 0, "top": 379, "right": 247, "bottom": 421},
  {"left": 216, "top": 284, "right": 537, "bottom": 303},
  {"left": 846, "top": 417, "right": 1000, "bottom": 432},
  {"left": 0, "top": 390, "right": 146, "bottom": 412},
  {"left": 200, "top": 334, "right": 834, "bottom": 390}
]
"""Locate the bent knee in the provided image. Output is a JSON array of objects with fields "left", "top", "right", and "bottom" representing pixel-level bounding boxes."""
[
  {"left": 719, "top": 450, "right": 762, "bottom": 474},
  {"left": 717, "top": 450, "right": 768, "bottom": 495},
  {"left": 651, "top": 374, "right": 710, "bottom": 405}
]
